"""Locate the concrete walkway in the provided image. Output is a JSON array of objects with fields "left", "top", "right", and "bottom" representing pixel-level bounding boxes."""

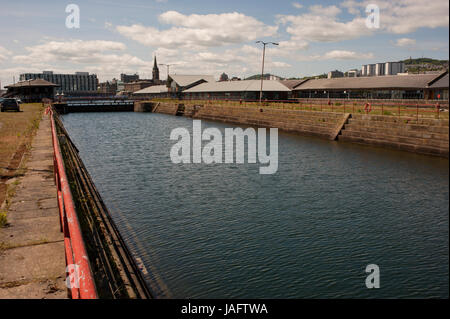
[{"left": 0, "top": 114, "right": 67, "bottom": 298}]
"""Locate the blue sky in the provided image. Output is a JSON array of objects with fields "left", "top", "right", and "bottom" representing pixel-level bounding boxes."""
[{"left": 0, "top": 0, "right": 448, "bottom": 87}]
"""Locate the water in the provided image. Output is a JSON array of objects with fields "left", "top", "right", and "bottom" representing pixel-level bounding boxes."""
[{"left": 61, "top": 112, "right": 449, "bottom": 299}]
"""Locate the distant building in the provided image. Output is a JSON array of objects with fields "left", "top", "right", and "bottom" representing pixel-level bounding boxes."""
[
  {"left": 361, "top": 61, "right": 405, "bottom": 77},
  {"left": 98, "top": 80, "right": 118, "bottom": 95},
  {"left": 4, "top": 79, "right": 58, "bottom": 102},
  {"left": 347, "top": 69, "right": 359, "bottom": 77},
  {"left": 219, "top": 72, "right": 229, "bottom": 82},
  {"left": 375, "top": 63, "right": 385, "bottom": 76},
  {"left": 20, "top": 71, "right": 98, "bottom": 94},
  {"left": 385, "top": 62, "right": 405, "bottom": 75},
  {"left": 327, "top": 70, "right": 344, "bottom": 79},
  {"left": 120, "top": 73, "right": 139, "bottom": 83},
  {"left": 367, "top": 64, "right": 376, "bottom": 76},
  {"left": 268, "top": 74, "right": 282, "bottom": 81},
  {"left": 124, "top": 81, "right": 153, "bottom": 93}
]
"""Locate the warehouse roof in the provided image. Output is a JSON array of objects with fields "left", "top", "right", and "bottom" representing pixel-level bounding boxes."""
[
  {"left": 427, "top": 73, "right": 449, "bottom": 89},
  {"left": 133, "top": 85, "right": 168, "bottom": 94},
  {"left": 293, "top": 73, "right": 441, "bottom": 91},
  {"left": 169, "top": 75, "right": 215, "bottom": 87},
  {"left": 5, "top": 78, "right": 59, "bottom": 88},
  {"left": 279, "top": 79, "right": 308, "bottom": 90},
  {"left": 184, "top": 80, "right": 291, "bottom": 93}
]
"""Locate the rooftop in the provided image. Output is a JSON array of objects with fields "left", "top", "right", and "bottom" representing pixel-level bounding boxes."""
[
  {"left": 293, "top": 73, "right": 444, "bottom": 91},
  {"left": 428, "top": 73, "right": 449, "bottom": 89},
  {"left": 133, "top": 85, "right": 168, "bottom": 94},
  {"left": 184, "top": 80, "right": 291, "bottom": 93},
  {"left": 279, "top": 79, "right": 309, "bottom": 90},
  {"left": 169, "top": 74, "right": 215, "bottom": 87},
  {"left": 5, "top": 79, "right": 59, "bottom": 88}
]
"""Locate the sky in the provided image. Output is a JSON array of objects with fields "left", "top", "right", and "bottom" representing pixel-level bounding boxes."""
[{"left": 0, "top": 0, "right": 448, "bottom": 88}]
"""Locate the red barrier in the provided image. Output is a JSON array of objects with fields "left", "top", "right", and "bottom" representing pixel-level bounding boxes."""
[{"left": 47, "top": 106, "right": 98, "bottom": 299}]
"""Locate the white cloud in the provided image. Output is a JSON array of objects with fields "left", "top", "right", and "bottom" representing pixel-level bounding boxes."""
[
  {"left": 340, "top": 0, "right": 449, "bottom": 34},
  {"left": 292, "top": 2, "right": 303, "bottom": 9},
  {"left": 279, "top": 0, "right": 449, "bottom": 45},
  {"left": 282, "top": 49, "right": 374, "bottom": 62},
  {"left": 381, "top": 0, "right": 449, "bottom": 34},
  {"left": 0, "top": 46, "right": 12, "bottom": 62},
  {"left": 278, "top": 5, "right": 370, "bottom": 43},
  {"left": 322, "top": 50, "right": 374, "bottom": 60},
  {"left": 7, "top": 40, "right": 155, "bottom": 82},
  {"left": 13, "top": 40, "right": 127, "bottom": 64},
  {"left": 394, "top": 38, "right": 416, "bottom": 47},
  {"left": 116, "top": 11, "right": 278, "bottom": 49}
]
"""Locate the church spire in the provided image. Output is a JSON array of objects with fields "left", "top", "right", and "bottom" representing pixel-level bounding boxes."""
[{"left": 152, "top": 56, "right": 160, "bottom": 82}]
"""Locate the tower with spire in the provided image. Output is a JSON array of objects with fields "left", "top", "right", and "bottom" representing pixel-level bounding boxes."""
[{"left": 152, "top": 56, "right": 160, "bottom": 83}]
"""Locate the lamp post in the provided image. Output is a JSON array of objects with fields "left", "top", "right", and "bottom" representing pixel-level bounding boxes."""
[
  {"left": 256, "top": 41, "right": 278, "bottom": 105},
  {"left": 160, "top": 63, "right": 178, "bottom": 79}
]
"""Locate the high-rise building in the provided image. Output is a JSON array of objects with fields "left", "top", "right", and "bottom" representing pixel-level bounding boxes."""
[
  {"left": 20, "top": 71, "right": 98, "bottom": 93},
  {"left": 375, "top": 63, "right": 385, "bottom": 76},
  {"left": 385, "top": 62, "right": 405, "bottom": 75},
  {"left": 361, "top": 65, "right": 368, "bottom": 76},
  {"left": 361, "top": 61, "right": 405, "bottom": 77}
]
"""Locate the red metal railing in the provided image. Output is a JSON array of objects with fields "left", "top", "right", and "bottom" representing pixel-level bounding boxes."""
[{"left": 46, "top": 105, "right": 98, "bottom": 299}]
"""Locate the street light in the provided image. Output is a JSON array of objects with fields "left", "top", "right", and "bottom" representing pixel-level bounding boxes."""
[
  {"left": 256, "top": 41, "right": 279, "bottom": 105},
  {"left": 160, "top": 63, "right": 178, "bottom": 79}
]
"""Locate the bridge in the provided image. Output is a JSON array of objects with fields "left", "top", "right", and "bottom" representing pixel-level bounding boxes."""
[{"left": 54, "top": 97, "right": 135, "bottom": 113}]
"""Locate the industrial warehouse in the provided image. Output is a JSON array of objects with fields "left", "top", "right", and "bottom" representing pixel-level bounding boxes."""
[
  {"left": 291, "top": 72, "right": 449, "bottom": 100},
  {"left": 132, "top": 71, "right": 449, "bottom": 102}
]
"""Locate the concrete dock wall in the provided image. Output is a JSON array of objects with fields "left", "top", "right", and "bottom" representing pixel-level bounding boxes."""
[
  {"left": 192, "top": 104, "right": 344, "bottom": 140},
  {"left": 339, "top": 114, "right": 449, "bottom": 157},
  {"left": 134, "top": 101, "right": 449, "bottom": 158}
]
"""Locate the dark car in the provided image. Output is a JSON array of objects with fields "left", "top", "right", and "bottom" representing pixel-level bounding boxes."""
[{"left": 1, "top": 98, "right": 20, "bottom": 112}]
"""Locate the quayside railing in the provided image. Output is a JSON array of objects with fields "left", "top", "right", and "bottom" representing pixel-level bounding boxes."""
[
  {"left": 149, "top": 98, "right": 449, "bottom": 120},
  {"left": 46, "top": 105, "right": 98, "bottom": 299},
  {"left": 45, "top": 101, "right": 153, "bottom": 299}
]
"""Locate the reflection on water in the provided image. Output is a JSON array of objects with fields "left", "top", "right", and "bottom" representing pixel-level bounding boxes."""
[{"left": 62, "top": 112, "right": 449, "bottom": 298}]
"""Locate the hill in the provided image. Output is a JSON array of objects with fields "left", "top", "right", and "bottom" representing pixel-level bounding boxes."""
[
  {"left": 402, "top": 57, "right": 448, "bottom": 73},
  {"left": 246, "top": 73, "right": 285, "bottom": 80}
]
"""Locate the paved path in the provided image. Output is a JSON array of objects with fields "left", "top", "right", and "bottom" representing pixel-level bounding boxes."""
[{"left": 0, "top": 114, "right": 67, "bottom": 298}]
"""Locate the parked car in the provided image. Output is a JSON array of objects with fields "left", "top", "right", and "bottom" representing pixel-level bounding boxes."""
[{"left": 1, "top": 98, "right": 20, "bottom": 112}]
